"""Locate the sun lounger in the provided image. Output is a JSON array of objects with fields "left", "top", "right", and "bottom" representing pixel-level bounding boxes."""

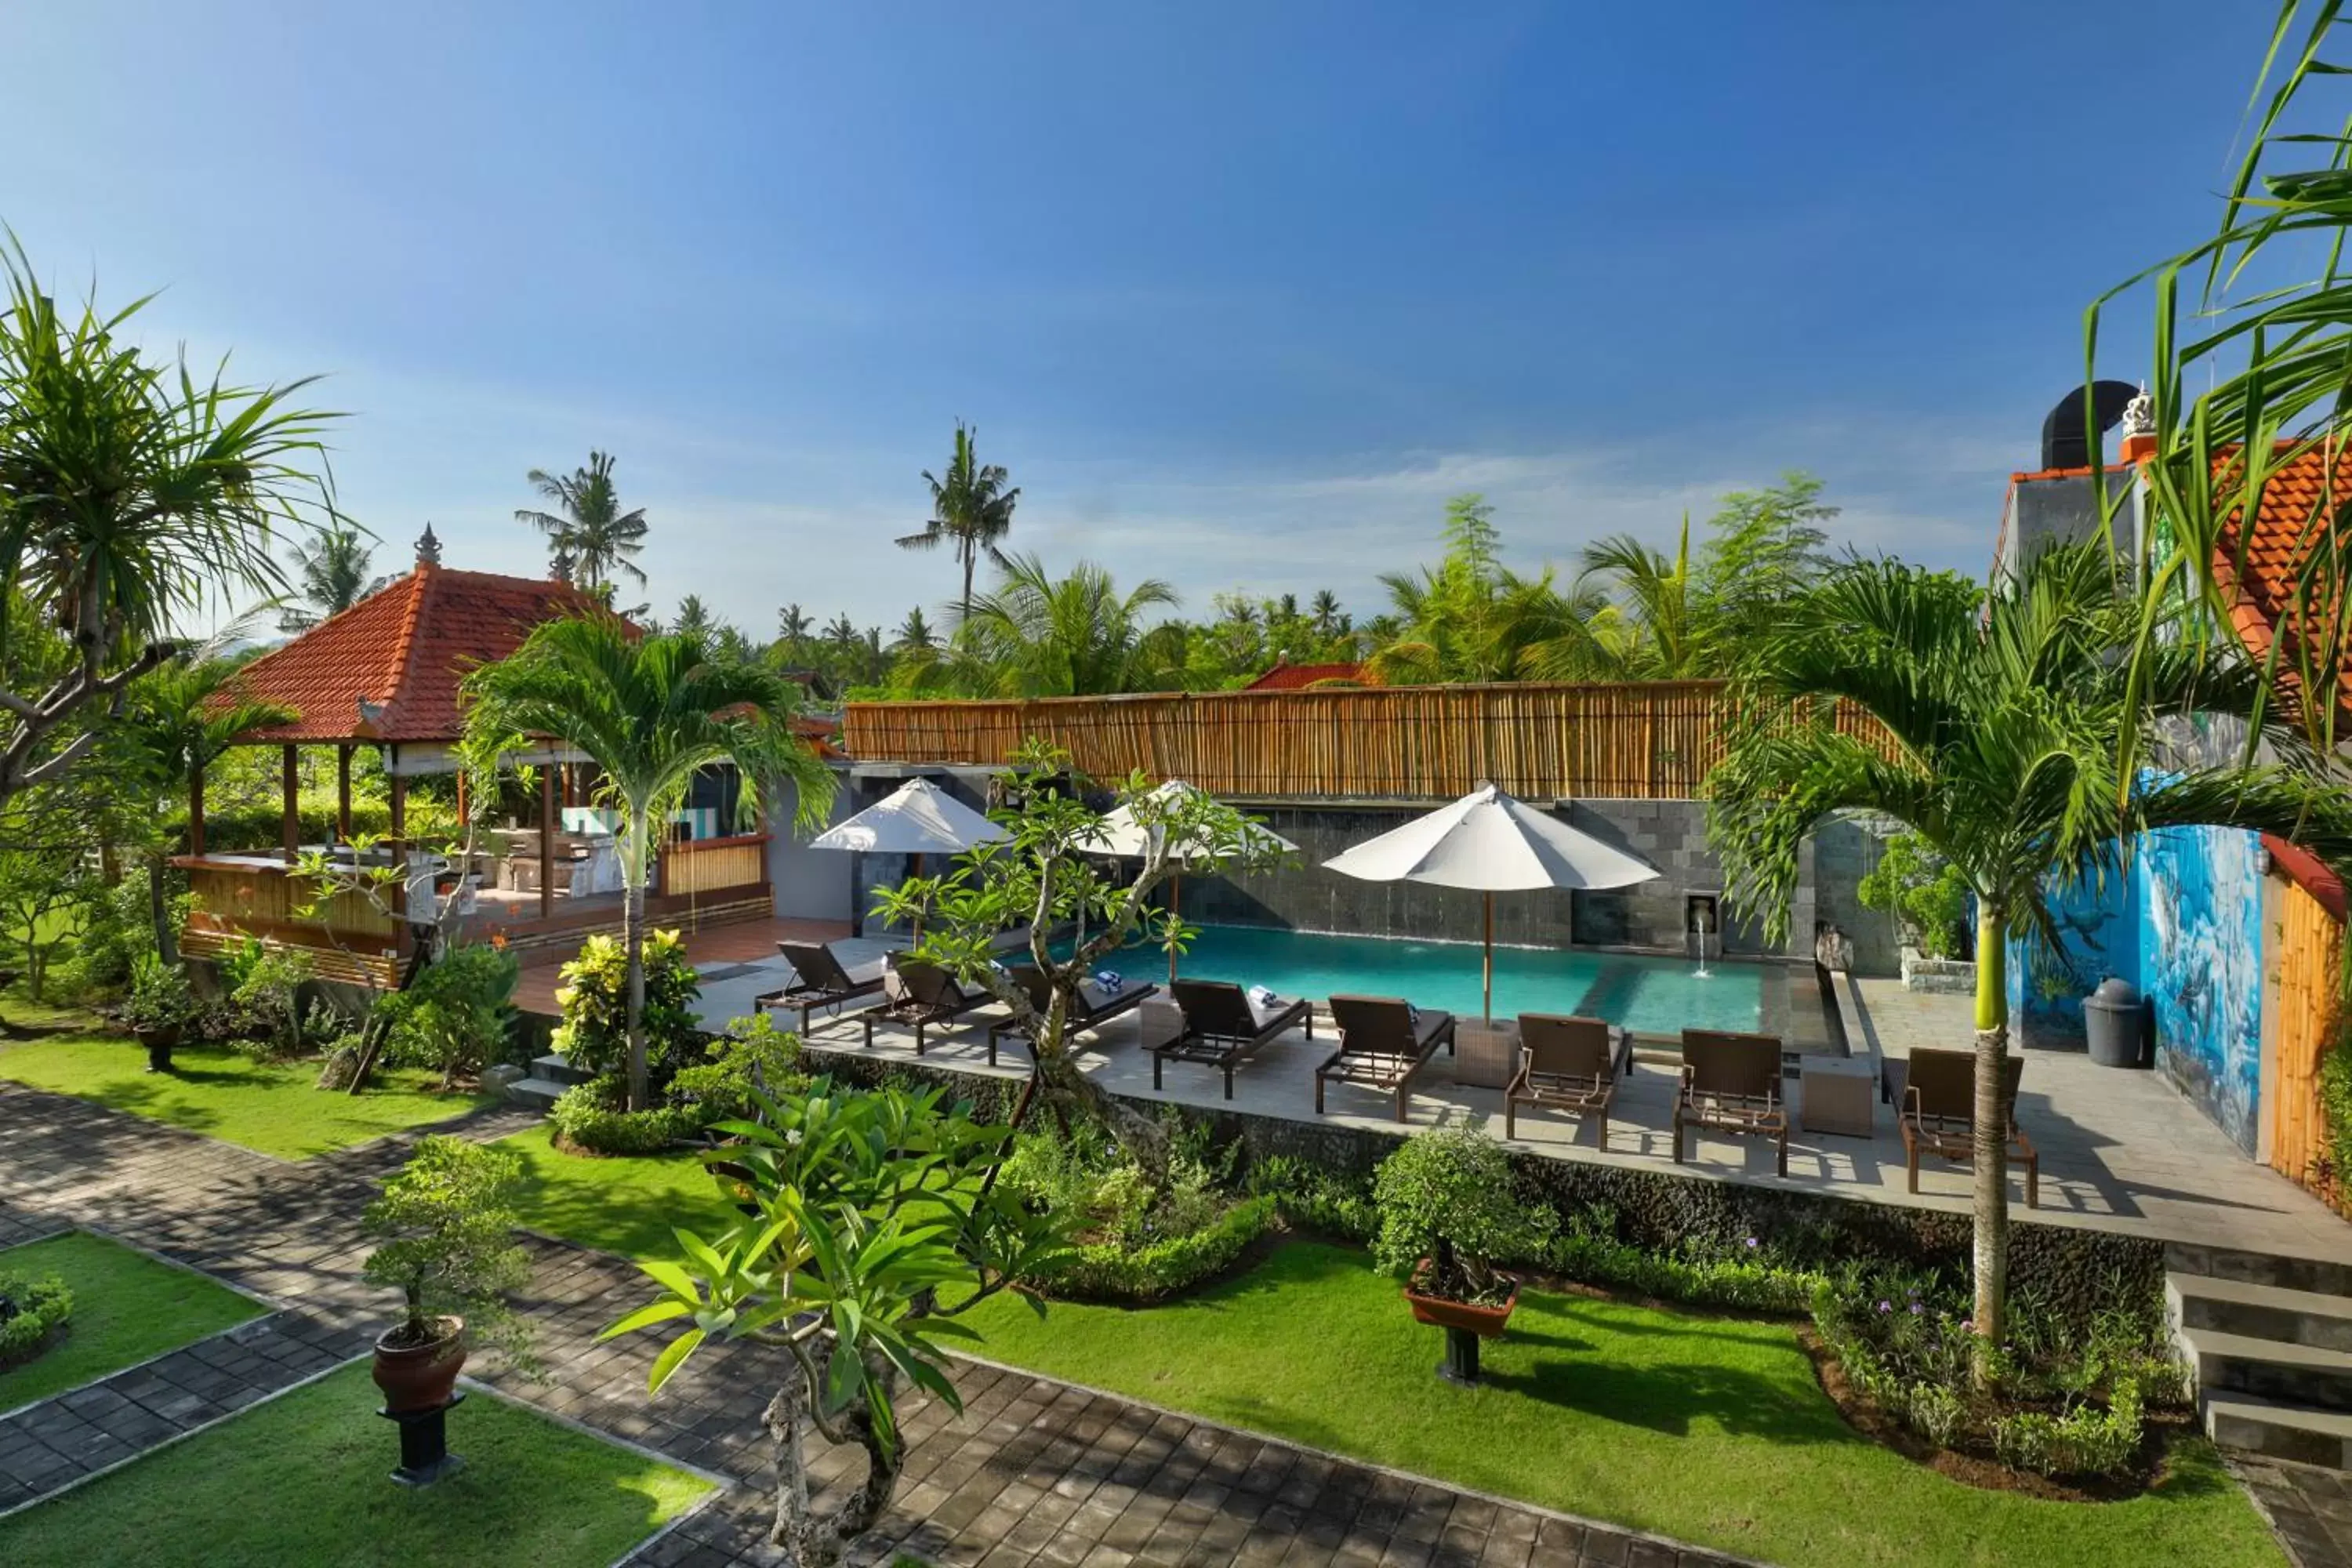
[
  {"left": 1316, "top": 995, "right": 1455, "bottom": 1123},
  {"left": 860, "top": 956, "right": 991, "bottom": 1056},
  {"left": 1672, "top": 1029, "right": 1788, "bottom": 1175},
  {"left": 985, "top": 965, "right": 1161, "bottom": 1067},
  {"left": 1900, "top": 1047, "right": 2038, "bottom": 1207},
  {"left": 753, "top": 942, "right": 886, "bottom": 1037},
  {"left": 1155, "top": 979, "right": 1313, "bottom": 1101},
  {"left": 1504, "top": 1013, "right": 1628, "bottom": 1145}
]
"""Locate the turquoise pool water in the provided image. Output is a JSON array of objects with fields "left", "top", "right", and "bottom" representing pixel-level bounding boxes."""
[{"left": 1080, "top": 924, "right": 1766, "bottom": 1035}]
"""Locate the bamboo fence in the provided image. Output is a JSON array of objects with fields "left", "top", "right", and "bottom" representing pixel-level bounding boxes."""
[
  {"left": 844, "top": 681, "right": 1883, "bottom": 800},
  {"left": 2271, "top": 873, "right": 2342, "bottom": 1200}
]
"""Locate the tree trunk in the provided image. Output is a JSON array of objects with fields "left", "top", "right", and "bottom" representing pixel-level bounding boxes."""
[
  {"left": 622, "top": 869, "right": 649, "bottom": 1113},
  {"left": 1969, "top": 898, "right": 2010, "bottom": 1377},
  {"left": 959, "top": 541, "right": 975, "bottom": 622},
  {"left": 764, "top": 1342, "right": 903, "bottom": 1567},
  {"left": 147, "top": 856, "right": 178, "bottom": 967}
]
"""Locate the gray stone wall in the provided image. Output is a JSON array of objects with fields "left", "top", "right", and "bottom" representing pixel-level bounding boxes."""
[{"left": 1811, "top": 817, "right": 1897, "bottom": 977}]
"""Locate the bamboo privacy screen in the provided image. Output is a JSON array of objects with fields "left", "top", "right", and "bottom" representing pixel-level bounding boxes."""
[
  {"left": 2270, "top": 873, "right": 2341, "bottom": 1199},
  {"left": 844, "top": 681, "right": 1882, "bottom": 800}
]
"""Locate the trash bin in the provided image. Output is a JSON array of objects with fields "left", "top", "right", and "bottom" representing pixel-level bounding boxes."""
[{"left": 2082, "top": 978, "right": 2150, "bottom": 1069}]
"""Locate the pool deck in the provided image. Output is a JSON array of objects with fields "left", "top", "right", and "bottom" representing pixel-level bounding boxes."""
[{"left": 678, "top": 950, "right": 2352, "bottom": 1269}]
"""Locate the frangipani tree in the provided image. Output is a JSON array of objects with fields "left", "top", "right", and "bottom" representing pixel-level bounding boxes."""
[
  {"left": 870, "top": 739, "right": 1293, "bottom": 1175},
  {"left": 460, "top": 615, "right": 836, "bottom": 1109}
]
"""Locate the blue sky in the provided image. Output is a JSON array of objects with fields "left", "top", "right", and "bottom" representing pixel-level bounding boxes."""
[{"left": 1, "top": 2, "right": 2266, "bottom": 637}]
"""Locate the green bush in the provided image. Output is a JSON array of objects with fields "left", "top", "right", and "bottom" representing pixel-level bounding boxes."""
[
  {"left": 0, "top": 1271, "right": 73, "bottom": 1365},
  {"left": 120, "top": 953, "right": 199, "bottom": 1035},
  {"left": 361, "top": 1134, "right": 535, "bottom": 1370},
  {"left": 1548, "top": 1206, "right": 1822, "bottom": 1314},
  {"left": 1991, "top": 1382, "right": 2143, "bottom": 1479},
  {"left": 1370, "top": 1128, "right": 1556, "bottom": 1304},
  {"left": 993, "top": 1120, "right": 1271, "bottom": 1302},
  {"left": 1049, "top": 1196, "right": 1278, "bottom": 1303},
  {"left": 668, "top": 1012, "right": 804, "bottom": 1123},
  {"left": 228, "top": 949, "right": 316, "bottom": 1059},
  {"left": 1245, "top": 1154, "right": 1378, "bottom": 1241},
  {"left": 1857, "top": 832, "right": 1973, "bottom": 960},
  {"left": 380, "top": 942, "right": 519, "bottom": 1088},
  {"left": 547, "top": 1076, "right": 708, "bottom": 1155},
  {"left": 51, "top": 875, "right": 181, "bottom": 1003},
  {"left": 550, "top": 930, "right": 702, "bottom": 1091}
]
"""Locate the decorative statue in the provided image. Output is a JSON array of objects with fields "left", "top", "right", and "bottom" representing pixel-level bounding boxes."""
[{"left": 2118, "top": 385, "right": 2154, "bottom": 440}]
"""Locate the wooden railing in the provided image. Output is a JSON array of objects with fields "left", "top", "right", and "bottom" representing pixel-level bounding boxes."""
[
  {"left": 845, "top": 681, "right": 1875, "bottom": 800},
  {"left": 176, "top": 855, "right": 405, "bottom": 986},
  {"left": 659, "top": 833, "right": 768, "bottom": 896}
]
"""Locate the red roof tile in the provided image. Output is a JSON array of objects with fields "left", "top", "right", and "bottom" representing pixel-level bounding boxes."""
[
  {"left": 223, "top": 564, "right": 606, "bottom": 742},
  {"left": 2209, "top": 443, "right": 2352, "bottom": 722},
  {"left": 1244, "top": 661, "right": 1365, "bottom": 691}
]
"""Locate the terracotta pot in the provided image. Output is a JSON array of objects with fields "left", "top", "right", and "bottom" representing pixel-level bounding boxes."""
[
  {"left": 372, "top": 1318, "right": 466, "bottom": 1413},
  {"left": 1403, "top": 1260, "right": 1519, "bottom": 1337},
  {"left": 133, "top": 1024, "right": 180, "bottom": 1074}
]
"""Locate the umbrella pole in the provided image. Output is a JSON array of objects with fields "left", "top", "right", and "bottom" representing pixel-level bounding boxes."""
[
  {"left": 910, "top": 851, "right": 924, "bottom": 945},
  {"left": 1483, "top": 891, "right": 1494, "bottom": 1025},
  {"left": 1168, "top": 871, "right": 1181, "bottom": 987}
]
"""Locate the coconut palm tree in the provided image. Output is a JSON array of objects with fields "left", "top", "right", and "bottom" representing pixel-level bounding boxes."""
[
  {"left": 0, "top": 234, "right": 334, "bottom": 808},
  {"left": 516, "top": 452, "right": 649, "bottom": 594},
  {"left": 774, "top": 603, "right": 815, "bottom": 669},
  {"left": 460, "top": 616, "right": 833, "bottom": 1109},
  {"left": 1308, "top": 589, "right": 1346, "bottom": 639},
  {"left": 114, "top": 652, "right": 297, "bottom": 961},
  {"left": 1708, "top": 541, "right": 2304, "bottom": 1359},
  {"left": 898, "top": 423, "right": 1019, "bottom": 618},
  {"left": 1369, "top": 495, "right": 1623, "bottom": 684},
  {"left": 278, "top": 525, "right": 376, "bottom": 632},
  {"left": 956, "top": 554, "right": 1183, "bottom": 697},
  {"left": 890, "top": 606, "right": 937, "bottom": 653},
  {"left": 1573, "top": 520, "right": 1705, "bottom": 678}
]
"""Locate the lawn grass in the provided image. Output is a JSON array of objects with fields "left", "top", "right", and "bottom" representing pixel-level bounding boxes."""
[
  {"left": 0, "top": 1022, "right": 491, "bottom": 1159},
  {"left": 0, "top": 1231, "right": 264, "bottom": 1410},
  {"left": 0, "top": 1361, "right": 713, "bottom": 1566},
  {"left": 962, "top": 1242, "right": 2283, "bottom": 1568},
  {"left": 499, "top": 1123, "right": 738, "bottom": 1260}
]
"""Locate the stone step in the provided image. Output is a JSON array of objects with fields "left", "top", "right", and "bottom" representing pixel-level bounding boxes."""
[
  {"left": 503, "top": 1076, "right": 572, "bottom": 1112},
  {"left": 2164, "top": 1240, "right": 2352, "bottom": 1301},
  {"left": 529, "top": 1053, "right": 594, "bottom": 1087},
  {"left": 2179, "top": 1326, "right": 2352, "bottom": 1414},
  {"left": 2205, "top": 1392, "right": 2352, "bottom": 1469},
  {"left": 2169, "top": 1272, "right": 2352, "bottom": 1354}
]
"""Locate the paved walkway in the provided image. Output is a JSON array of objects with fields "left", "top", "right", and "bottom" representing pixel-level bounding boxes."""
[{"left": 0, "top": 1083, "right": 1748, "bottom": 1568}]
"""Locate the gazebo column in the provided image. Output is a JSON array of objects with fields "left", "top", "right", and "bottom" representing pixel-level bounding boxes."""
[
  {"left": 336, "top": 746, "right": 354, "bottom": 843},
  {"left": 280, "top": 744, "right": 300, "bottom": 865},
  {"left": 539, "top": 768, "right": 555, "bottom": 920},
  {"left": 389, "top": 765, "right": 408, "bottom": 927}
]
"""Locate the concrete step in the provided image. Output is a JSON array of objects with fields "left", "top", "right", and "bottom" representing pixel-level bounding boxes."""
[
  {"left": 528, "top": 1053, "right": 594, "bottom": 1087},
  {"left": 503, "top": 1076, "right": 573, "bottom": 1112},
  {"left": 2179, "top": 1326, "right": 2352, "bottom": 1414},
  {"left": 2169, "top": 1272, "right": 2352, "bottom": 1354},
  {"left": 2205, "top": 1392, "right": 2352, "bottom": 1469},
  {"left": 2165, "top": 1241, "right": 2352, "bottom": 1301}
]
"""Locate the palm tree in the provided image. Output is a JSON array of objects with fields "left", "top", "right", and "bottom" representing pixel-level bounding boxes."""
[
  {"left": 1575, "top": 519, "right": 1705, "bottom": 678},
  {"left": 671, "top": 594, "right": 713, "bottom": 639},
  {"left": 278, "top": 525, "right": 376, "bottom": 633},
  {"left": 1368, "top": 495, "right": 1622, "bottom": 684},
  {"left": 899, "top": 423, "right": 1019, "bottom": 618},
  {"left": 1308, "top": 589, "right": 1345, "bottom": 639},
  {"left": 114, "top": 654, "right": 297, "bottom": 962},
  {"left": 516, "top": 452, "right": 649, "bottom": 593},
  {"left": 1708, "top": 543, "right": 2299, "bottom": 1358},
  {"left": 460, "top": 616, "right": 833, "bottom": 1110},
  {"left": 890, "top": 606, "right": 937, "bottom": 653},
  {"left": 957, "top": 553, "right": 1183, "bottom": 696},
  {"left": 774, "top": 603, "right": 815, "bottom": 668}
]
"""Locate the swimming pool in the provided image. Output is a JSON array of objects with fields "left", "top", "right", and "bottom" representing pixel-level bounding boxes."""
[{"left": 1085, "top": 924, "right": 1766, "bottom": 1036}]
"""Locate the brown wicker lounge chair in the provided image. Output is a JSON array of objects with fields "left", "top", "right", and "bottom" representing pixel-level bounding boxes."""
[
  {"left": 1672, "top": 1029, "right": 1788, "bottom": 1175},
  {"left": 985, "top": 965, "right": 1161, "bottom": 1066},
  {"left": 753, "top": 942, "right": 886, "bottom": 1038},
  {"left": 859, "top": 956, "right": 991, "bottom": 1055},
  {"left": 1316, "top": 995, "right": 1455, "bottom": 1123},
  {"left": 1899, "top": 1047, "right": 2038, "bottom": 1207},
  {"left": 1504, "top": 1014, "right": 1629, "bottom": 1145},
  {"left": 1155, "top": 979, "right": 1313, "bottom": 1100}
]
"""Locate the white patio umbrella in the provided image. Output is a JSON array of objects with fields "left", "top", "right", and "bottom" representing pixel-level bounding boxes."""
[
  {"left": 1089, "top": 780, "right": 1297, "bottom": 984},
  {"left": 810, "top": 777, "right": 1007, "bottom": 938},
  {"left": 1321, "top": 781, "right": 1660, "bottom": 1022}
]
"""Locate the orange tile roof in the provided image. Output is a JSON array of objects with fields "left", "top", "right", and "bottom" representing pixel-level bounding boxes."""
[
  {"left": 2209, "top": 443, "right": 2352, "bottom": 722},
  {"left": 223, "top": 564, "right": 607, "bottom": 742},
  {"left": 1244, "top": 661, "right": 1365, "bottom": 691}
]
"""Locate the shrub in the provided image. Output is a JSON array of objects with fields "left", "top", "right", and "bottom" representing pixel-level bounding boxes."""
[
  {"left": 1991, "top": 1382, "right": 2143, "bottom": 1478},
  {"left": 995, "top": 1119, "right": 1271, "bottom": 1302},
  {"left": 1548, "top": 1206, "right": 1822, "bottom": 1314},
  {"left": 548, "top": 1076, "right": 708, "bottom": 1155},
  {"left": 361, "top": 1134, "right": 535, "bottom": 1369},
  {"left": 670, "top": 1011, "right": 804, "bottom": 1123},
  {"left": 380, "top": 942, "right": 519, "bottom": 1088},
  {"left": 227, "top": 948, "right": 317, "bottom": 1060},
  {"left": 1246, "top": 1154, "right": 1378, "bottom": 1241},
  {"left": 0, "top": 1272, "right": 72, "bottom": 1366},
  {"left": 550, "top": 930, "right": 702, "bottom": 1091},
  {"left": 120, "top": 953, "right": 198, "bottom": 1036},
  {"left": 1050, "top": 1196, "right": 1278, "bottom": 1302},
  {"left": 52, "top": 875, "right": 180, "bottom": 1003},
  {"left": 1857, "top": 832, "right": 1973, "bottom": 960},
  {"left": 1371, "top": 1128, "right": 1556, "bottom": 1305}
]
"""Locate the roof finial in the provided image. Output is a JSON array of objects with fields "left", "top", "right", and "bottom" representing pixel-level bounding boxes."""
[
  {"left": 2119, "top": 383, "right": 2154, "bottom": 439},
  {"left": 414, "top": 523, "right": 443, "bottom": 566}
]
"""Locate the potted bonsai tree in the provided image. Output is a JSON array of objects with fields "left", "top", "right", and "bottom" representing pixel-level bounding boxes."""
[
  {"left": 1373, "top": 1128, "right": 1557, "bottom": 1385},
  {"left": 361, "top": 1135, "right": 535, "bottom": 1417},
  {"left": 122, "top": 953, "right": 198, "bottom": 1073}
]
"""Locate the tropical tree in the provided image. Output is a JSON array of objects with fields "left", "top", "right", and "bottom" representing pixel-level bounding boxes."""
[
  {"left": 516, "top": 451, "right": 649, "bottom": 594},
  {"left": 1367, "top": 495, "right": 1622, "bottom": 684},
  {"left": 889, "top": 606, "right": 936, "bottom": 653},
  {"left": 774, "top": 602, "right": 815, "bottom": 667},
  {"left": 459, "top": 616, "right": 834, "bottom": 1109},
  {"left": 1573, "top": 521, "right": 1704, "bottom": 678},
  {"left": 671, "top": 593, "right": 714, "bottom": 640},
  {"left": 1308, "top": 588, "right": 1348, "bottom": 640},
  {"left": 0, "top": 234, "right": 334, "bottom": 808},
  {"left": 278, "top": 524, "right": 376, "bottom": 632},
  {"left": 1708, "top": 542, "right": 2308, "bottom": 1359},
  {"left": 956, "top": 553, "right": 1185, "bottom": 696},
  {"left": 898, "top": 422, "right": 1019, "bottom": 617}
]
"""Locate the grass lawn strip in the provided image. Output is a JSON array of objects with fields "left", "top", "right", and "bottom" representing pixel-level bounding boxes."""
[
  {"left": 961, "top": 1242, "right": 2283, "bottom": 1568},
  {"left": 0, "top": 1360, "right": 713, "bottom": 1566},
  {"left": 499, "top": 1123, "right": 738, "bottom": 1260},
  {"left": 0, "top": 1024, "right": 490, "bottom": 1159},
  {"left": 0, "top": 1232, "right": 265, "bottom": 1411}
]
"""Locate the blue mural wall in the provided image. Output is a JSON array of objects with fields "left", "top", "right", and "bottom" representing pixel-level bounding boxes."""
[
  {"left": 2139, "top": 824, "right": 2266, "bottom": 1156},
  {"left": 2004, "top": 823, "right": 2266, "bottom": 1154}
]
